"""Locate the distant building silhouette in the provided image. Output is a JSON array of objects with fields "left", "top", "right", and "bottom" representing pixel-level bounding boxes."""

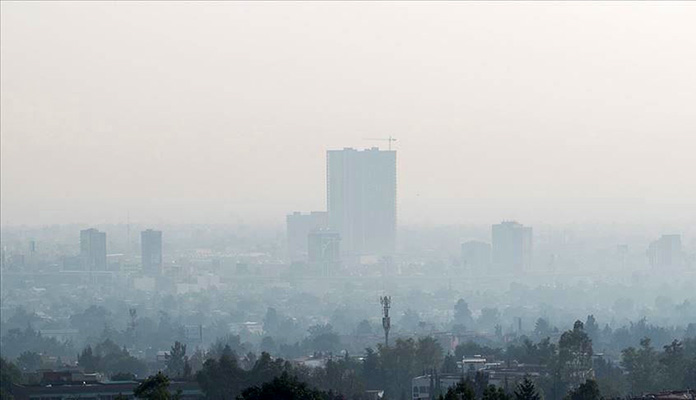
[
  {"left": 141, "top": 229, "right": 163, "bottom": 275},
  {"left": 327, "top": 147, "right": 396, "bottom": 257},
  {"left": 491, "top": 221, "right": 532, "bottom": 273},
  {"left": 461, "top": 240, "right": 491, "bottom": 273},
  {"left": 80, "top": 228, "right": 106, "bottom": 271},
  {"left": 286, "top": 211, "right": 328, "bottom": 261},
  {"left": 308, "top": 229, "right": 341, "bottom": 276},
  {"left": 647, "top": 234, "right": 683, "bottom": 269}
]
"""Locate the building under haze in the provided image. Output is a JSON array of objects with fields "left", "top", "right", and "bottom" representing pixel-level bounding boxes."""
[
  {"left": 647, "top": 234, "right": 683, "bottom": 269},
  {"left": 327, "top": 147, "right": 396, "bottom": 257},
  {"left": 308, "top": 229, "right": 341, "bottom": 276},
  {"left": 80, "top": 228, "right": 107, "bottom": 271},
  {"left": 286, "top": 211, "right": 328, "bottom": 261},
  {"left": 141, "top": 229, "right": 163, "bottom": 275},
  {"left": 491, "top": 221, "right": 532, "bottom": 273},
  {"left": 461, "top": 240, "right": 491, "bottom": 273}
]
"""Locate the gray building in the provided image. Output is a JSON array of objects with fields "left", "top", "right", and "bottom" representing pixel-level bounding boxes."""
[
  {"left": 286, "top": 211, "right": 328, "bottom": 261},
  {"left": 491, "top": 221, "right": 532, "bottom": 273},
  {"left": 327, "top": 147, "right": 396, "bottom": 257},
  {"left": 308, "top": 229, "right": 341, "bottom": 276},
  {"left": 80, "top": 228, "right": 106, "bottom": 271},
  {"left": 647, "top": 234, "right": 682, "bottom": 269},
  {"left": 141, "top": 229, "right": 163, "bottom": 275},
  {"left": 461, "top": 240, "right": 491, "bottom": 273}
]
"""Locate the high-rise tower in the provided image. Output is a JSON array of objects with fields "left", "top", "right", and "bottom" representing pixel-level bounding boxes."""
[
  {"left": 647, "top": 234, "right": 683, "bottom": 269},
  {"left": 141, "top": 229, "right": 163, "bottom": 275},
  {"left": 80, "top": 228, "right": 107, "bottom": 271},
  {"left": 491, "top": 221, "right": 532, "bottom": 273},
  {"left": 327, "top": 147, "right": 396, "bottom": 257}
]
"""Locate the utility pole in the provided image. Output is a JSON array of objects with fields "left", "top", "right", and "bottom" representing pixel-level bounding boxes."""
[{"left": 380, "top": 296, "right": 391, "bottom": 347}]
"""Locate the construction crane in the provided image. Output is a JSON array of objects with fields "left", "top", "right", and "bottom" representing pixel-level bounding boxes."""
[{"left": 363, "top": 135, "right": 397, "bottom": 151}]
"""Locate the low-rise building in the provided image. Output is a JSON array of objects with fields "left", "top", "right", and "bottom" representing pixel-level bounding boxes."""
[{"left": 411, "top": 374, "right": 463, "bottom": 400}]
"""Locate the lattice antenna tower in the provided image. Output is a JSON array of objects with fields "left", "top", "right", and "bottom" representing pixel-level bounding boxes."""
[{"left": 380, "top": 296, "right": 391, "bottom": 347}]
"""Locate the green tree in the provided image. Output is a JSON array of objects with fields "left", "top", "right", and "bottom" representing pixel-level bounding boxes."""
[
  {"left": 454, "top": 299, "right": 474, "bottom": 328},
  {"left": 415, "top": 337, "right": 443, "bottom": 372},
  {"left": 237, "top": 372, "right": 329, "bottom": 400},
  {"left": 196, "top": 346, "right": 244, "bottom": 400},
  {"left": 247, "top": 352, "right": 292, "bottom": 387},
  {"left": 355, "top": 320, "right": 373, "bottom": 336},
  {"left": 16, "top": 351, "right": 42, "bottom": 372},
  {"left": 165, "top": 342, "right": 187, "bottom": 378},
  {"left": 455, "top": 342, "right": 502, "bottom": 361},
  {"left": 70, "top": 305, "right": 112, "bottom": 339},
  {"left": 441, "top": 353, "right": 458, "bottom": 373},
  {"left": 621, "top": 337, "right": 663, "bottom": 393},
  {"left": 306, "top": 325, "right": 340, "bottom": 353},
  {"left": 78, "top": 345, "right": 100, "bottom": 373},
  {"left": 514, "top": 376, "right": 541, "bottom": 400},
  {"left": 534, "top": 318, "right": 553, "bottom": 339},
  {"left": 483, "top": 384, "right": 510, "bottom": 400},
  {"left": 378, "top": 338, "right": 417, "bottom": 398},
  {"left": 441, "top": 379, "right": 475, "bottom": 400},
  {"left": 564, "top": 379, "right": 601, "bottom": 400},
  {"left": 134, "top": 372, "right": 171, "bottom": 400},
  {"left": 584, "top": 316, "right": 599, "bottom": 343},
  {"left": 1, "top": 358, "right": 22, "bottom": 400},
  {"left": 361, "top": 347, "right": 381, "bottom": 390},
  {"left": 659, "top": 339, "right": 686, "bottom": 389},
  {"left": 593, "top": 356, "right": 626, "bottom": 398},
  {"left": 558, "top": 321, "right": 593, "bottom": 388}
]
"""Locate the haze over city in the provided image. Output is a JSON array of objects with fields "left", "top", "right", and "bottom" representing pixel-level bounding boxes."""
[
  {"left": 1, "top": 2, "right": 695, "bottom": 400},
  {"left": 2, "top": 2, "right": 695, "bottom": 226}
]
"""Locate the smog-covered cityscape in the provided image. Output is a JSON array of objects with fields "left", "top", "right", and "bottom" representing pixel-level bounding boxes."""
[{"left": 1, "top": 2, "right": 695, "bottom": 400}]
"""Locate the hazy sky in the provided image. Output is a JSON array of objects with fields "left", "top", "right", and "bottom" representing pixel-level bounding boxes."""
[{"left": 2, "top": 2, "right": 695, "bottom": 227}]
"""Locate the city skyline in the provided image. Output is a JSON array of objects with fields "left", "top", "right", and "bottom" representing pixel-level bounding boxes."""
[{"left": 2, "top": 2, "right": 695, "bottom": 398}]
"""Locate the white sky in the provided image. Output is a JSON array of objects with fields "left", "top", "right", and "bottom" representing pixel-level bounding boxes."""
[{"left": 2, "top": 2, "right": 695, "bottom": 227}]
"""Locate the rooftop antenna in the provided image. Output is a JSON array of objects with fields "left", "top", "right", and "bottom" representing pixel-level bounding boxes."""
[
  {"left": 129, "top": 308, "right": 137, "bottom": 331},
  {"left": 363, "top": 136, "right": 397, "bottom": 151},
  {"left": 380, "top": 296, "right": 391, "bottom": 347}
]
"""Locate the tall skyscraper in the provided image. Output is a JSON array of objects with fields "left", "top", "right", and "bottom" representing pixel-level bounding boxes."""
[
  {"left": 141, "top": 229, "right": 163, "bottom": 275},
  {"left": 461, "top": 240, "right": 491, "bottom": 273},
  {"left": 491, "top": 221, "right": 532, "bottom": 273},
  {"left": 647, "top": 234, "right": 683, "bottom": 269},
  {"left": 286, "top": 211, "right": 328, "bottom": 261},
  {"left": 327, "top": 147, "right": 396, "bottom": 256},
  {"left": 80, "top": 228, "right": 107, "bottom": 271}
]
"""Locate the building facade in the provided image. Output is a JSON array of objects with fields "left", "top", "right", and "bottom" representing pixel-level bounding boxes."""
[
  {"left": 327, "top": 147, "right": 396, "bottom": 257},
  {"left": 308, "top": 229, "right": 341, "bottom": 275},
  {"left": 141, "top": 229, "right": 163, "bottom": 275},
  {"left": 286, "top": 211, "right": 328, "bottom": 261},
  {"left": 647, "top": 234, "right": 683, "bottom": 269},
  {"left": 491, "top": 221, "right": 532, "bottom": 273},
  {"left": 80, "top": 228, "right": 107, "bottom": 271},
  {"left": 461, "top": 240, "right": 491, "bottom": 273}
]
